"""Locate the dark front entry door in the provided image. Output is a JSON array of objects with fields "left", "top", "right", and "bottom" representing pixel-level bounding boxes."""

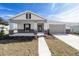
[{"left": 38, "top": 24, "right": 43, "bottom": 32}]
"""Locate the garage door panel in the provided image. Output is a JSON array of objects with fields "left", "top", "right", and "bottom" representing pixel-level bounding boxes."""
[{"left": 49, "top": 24, "right": 66, "bottom": 34}]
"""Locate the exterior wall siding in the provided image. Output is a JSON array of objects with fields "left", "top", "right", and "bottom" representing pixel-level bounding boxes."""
[
  {"left": 17, "top": 23, "right": 23, "bottom": 29},
  {"left": 33, "top": 23, "right": 37, "bottom": 31}
]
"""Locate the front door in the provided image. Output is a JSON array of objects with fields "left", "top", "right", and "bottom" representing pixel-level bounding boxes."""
[{"left": 37, "top": 24, "right": 43, "bottom": 32}]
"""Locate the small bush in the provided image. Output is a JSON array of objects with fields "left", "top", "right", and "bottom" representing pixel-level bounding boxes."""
[
  {"left": 0, "top": 30, "right": 4, "bottom": 36},
  {"left": 73, "top": 32, "right": 79, "bottom": 35}
]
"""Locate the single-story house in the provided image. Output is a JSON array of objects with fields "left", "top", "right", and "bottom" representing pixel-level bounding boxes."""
[{"left": 9, "top": 11, "right": 66, "bottom": 36}]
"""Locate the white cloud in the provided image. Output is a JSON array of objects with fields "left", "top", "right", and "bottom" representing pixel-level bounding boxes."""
[
  {"left": 51, "top": 3, "right": 74, "bottom": 13},
  {"left": 57, "top": 6, "right": 79, "bottom": 23},
  {"left": 47, "top": 14, "right": 63, "bottom": 21},
  {"left": 0, "top": 6, "right": 12, "bottom": 11},
  {"left": 0, "top": 14, "right": 14, "bottom": 19},
  {"left": 49, "top": 4, "right": 79, "bottom": 23},
  {"left": 51, "top": 3, "right": 56, "bottom": 10},
  {"left": 0, "top": 14, "right": 14, "bottom": 17},
  {"left": 6, "top": 15, "right": 14, "bottom": 17}
]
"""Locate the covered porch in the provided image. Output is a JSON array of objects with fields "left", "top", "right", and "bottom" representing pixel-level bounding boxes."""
[{"left": 9, "top": 20, "right": 48, "bottom": 36}]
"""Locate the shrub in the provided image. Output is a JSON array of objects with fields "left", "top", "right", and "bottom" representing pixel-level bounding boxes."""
[
  {"left": 73, "top": 32, "right": 79, "bottom": 35},
  {"left": 0, "top": 30, "right": 4, "bottom": 36}
]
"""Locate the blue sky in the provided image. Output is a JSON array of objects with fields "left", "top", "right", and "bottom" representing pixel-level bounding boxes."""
[{"left": 0, "top": 3, "right": 79, "bottom": 23}]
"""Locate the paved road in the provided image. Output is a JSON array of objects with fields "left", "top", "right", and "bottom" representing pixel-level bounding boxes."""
[{"left": 54, "top": 34, "right": 79, "bottom": 51}]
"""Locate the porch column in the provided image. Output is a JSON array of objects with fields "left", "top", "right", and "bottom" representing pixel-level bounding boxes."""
[
  {"left": 9, "top": 22, "right": 14, "bottom": 34},
  {"left": 34, "top": 23, "right": 37, "bottom": 34},
  {"left": 44, "top": 23, "right": 49, "bottom": 34},
  {"left": 9, "top": 22, "right": 18, "bottom": 34}
]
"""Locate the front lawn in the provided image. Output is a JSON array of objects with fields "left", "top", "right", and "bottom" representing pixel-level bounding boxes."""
[
  {"left": 45, "top": 35, "right": 79, "bottom": 56},
  {"left": 0, "top": 37, "right": 38, "bottom": 56}
]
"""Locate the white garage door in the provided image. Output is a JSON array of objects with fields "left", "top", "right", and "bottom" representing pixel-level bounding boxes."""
[{"left": 49, "top": 24, "right": 66, "bottom": 34}]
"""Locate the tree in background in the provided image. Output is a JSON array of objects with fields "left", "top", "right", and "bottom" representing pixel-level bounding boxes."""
[
  {"left": 0, "top": 17, "right": 8, "bottom": 25},
  {"left": 0, "top": 17, "right": 9, "bottom": 36}
]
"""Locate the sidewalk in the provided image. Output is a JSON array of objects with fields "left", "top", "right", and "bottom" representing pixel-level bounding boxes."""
[{"left": 38, "top": 36, "right": 51, "bottom": 56}]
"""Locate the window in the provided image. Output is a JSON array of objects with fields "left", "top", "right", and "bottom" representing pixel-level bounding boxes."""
[
  {"left": 26, "top": 13, "right": 31, "bottom": 19},
  {"left": 24, "top": 24, "right": 31, "bottom": 30},
  {"left": 29, "top": 14, "right": 31, "bottom": 19},
  {"left": 26, "top": 14, "right": 28, "bottom": 19}
]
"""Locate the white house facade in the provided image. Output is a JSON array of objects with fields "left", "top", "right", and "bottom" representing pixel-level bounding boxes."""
[{"left": 9, "top": 11, "right": 66, "bottom": 36}]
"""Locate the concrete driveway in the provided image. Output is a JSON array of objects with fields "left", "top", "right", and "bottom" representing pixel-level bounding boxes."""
[{"left": 54, "top": 34, "right": 79, "bottom": 51}]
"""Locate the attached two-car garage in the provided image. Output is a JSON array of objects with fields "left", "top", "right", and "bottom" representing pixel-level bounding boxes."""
[{"left": 49, "top": 23, "right": 66, "bottom": 34}]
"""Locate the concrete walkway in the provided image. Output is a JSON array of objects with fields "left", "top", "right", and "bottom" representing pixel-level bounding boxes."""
[
  {"left": 38, "top": 35, "right": 51, "bottom": 56},
  {"left": 54, "top": 34, "right": 79, "bottom": 51}
]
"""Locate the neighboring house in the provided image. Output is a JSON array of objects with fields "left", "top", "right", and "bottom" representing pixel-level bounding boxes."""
[
  {"left": 70, "top": 24, "right": 79, "bottom": 33},
  {"left": 9, "top": 11, "right": 67, "bottom": 36},
  {"left": 0, "top": 24, "right": 9, "bottom": 35}
]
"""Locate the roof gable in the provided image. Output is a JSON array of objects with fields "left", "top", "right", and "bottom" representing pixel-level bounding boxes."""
[{"left": 9, "top": 11, "right": 47, "bottom": 21}]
